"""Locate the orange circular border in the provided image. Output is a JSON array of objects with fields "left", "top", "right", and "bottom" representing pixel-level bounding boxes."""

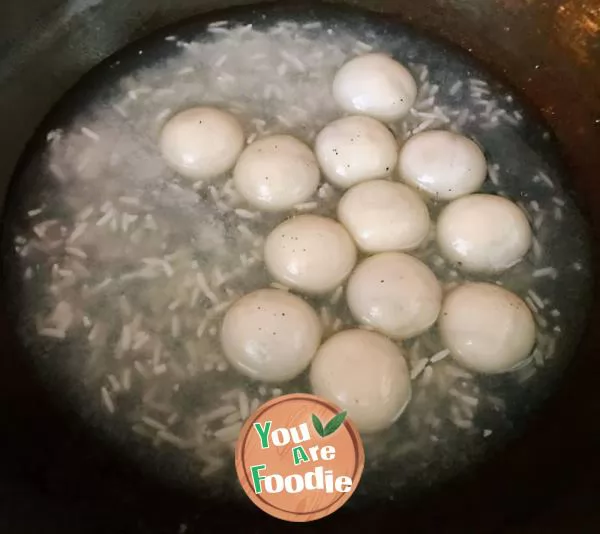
[{"left": 235, "top": 393, "right": 365, "bottom": 522}]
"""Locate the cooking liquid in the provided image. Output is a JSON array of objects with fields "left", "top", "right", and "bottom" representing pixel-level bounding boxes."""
[{"left": 0, "top": 4, "right": 592, "bottom": 504}]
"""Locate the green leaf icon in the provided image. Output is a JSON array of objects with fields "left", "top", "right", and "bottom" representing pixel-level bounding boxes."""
[
  {"left": 312, "top": 411, "right": 348, "bottom": 438},
  {"left": 323, "top": 411, "right": 347, "bottom": 437},
  {"left": 312, "top": 414, "right": 325, "bottom": 437}
]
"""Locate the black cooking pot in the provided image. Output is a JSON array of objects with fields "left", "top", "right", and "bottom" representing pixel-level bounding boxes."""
[{"left": 1, "top": 1, "right": 599, "bottom": 533}]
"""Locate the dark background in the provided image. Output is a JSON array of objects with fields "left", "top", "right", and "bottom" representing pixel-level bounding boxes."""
[{"left": 0, "top": 1, "right": 599, "bottom": 533}]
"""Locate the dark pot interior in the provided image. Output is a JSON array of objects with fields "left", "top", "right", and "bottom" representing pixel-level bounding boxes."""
[{"left": 0, "top": 1, "right": 599, "bottom": 533}]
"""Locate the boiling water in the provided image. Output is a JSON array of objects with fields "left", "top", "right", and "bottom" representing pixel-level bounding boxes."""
[{"left": 0, "top": 5, "right": 592, "bottom": 504}]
